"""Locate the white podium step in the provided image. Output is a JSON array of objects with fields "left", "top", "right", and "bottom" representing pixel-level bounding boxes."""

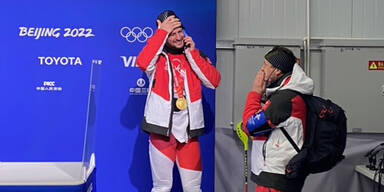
[
  {"left": 0, "top": 157, "right": 96, "bottom": 192},
  {"left": 0, "top": 162, "right": 85, "bottom": 186}
]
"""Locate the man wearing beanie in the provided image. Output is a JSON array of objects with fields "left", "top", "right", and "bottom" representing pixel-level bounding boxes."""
[
  {"left": 137, "top": 10, "right": 221, "bottom": 192},
  {"left": 241, "top": 46, "right": 314, "bottom": 192}
]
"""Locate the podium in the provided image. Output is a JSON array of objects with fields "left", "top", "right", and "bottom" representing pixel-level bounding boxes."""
[
  {"left": 0, "top": 156, "right": 95, "bottom": 192},
  {"left": 0, "top": 63, "right": 99, "bottom": 192}
]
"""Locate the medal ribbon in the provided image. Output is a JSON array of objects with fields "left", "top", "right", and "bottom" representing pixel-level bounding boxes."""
[{"left": 171, "top": 64, "right": 184, "bottom": 99}]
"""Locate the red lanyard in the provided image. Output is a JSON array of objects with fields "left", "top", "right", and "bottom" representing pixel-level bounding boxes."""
[
  {"left": 171, "top": 63, "right": 184, "bottom": 99},
  {"left": 170, "top": 57, "right": 188, "bottom": 111}
]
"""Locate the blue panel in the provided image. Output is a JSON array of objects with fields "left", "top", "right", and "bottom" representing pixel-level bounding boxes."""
[
  {"left": 93, "top": 1, "right": 217, "bottom": 191},
  {"left": 0, "top": 0, "right": 216, "bottom": 191},
  {"left": 0, "top": 1, "right": 98, "bottom": 161}
]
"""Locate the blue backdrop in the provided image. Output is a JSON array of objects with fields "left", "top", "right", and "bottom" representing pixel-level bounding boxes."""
[{"left": 0, "top": 1, "right": 216, "bottom": 191}]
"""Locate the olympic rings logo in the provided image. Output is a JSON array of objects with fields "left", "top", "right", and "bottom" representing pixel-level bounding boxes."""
[{"left": 120, "top": 27, "right": 153, "bottom": 43}]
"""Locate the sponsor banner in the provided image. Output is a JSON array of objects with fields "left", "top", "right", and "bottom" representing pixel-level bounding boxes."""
[
  {"left": 36, "top": 81, "right": 63, "bottom": 91},
  {"left": 0, "top": 1, "right": 216, "bottom": 191},
  {"left": 120, "top": 26, "right": 153, "bottom": 43},
  {"left": 121, "top": 56, "right": 138, "bottom": 68},
  {"left": 19, "top": 27, "right": 95, "bottom": 39},
  {"left": 129, "top": 78, "right": 148, "bottom": 95},
  {"left": 38, "top": 56, "right": 83, "bottom": 66}
]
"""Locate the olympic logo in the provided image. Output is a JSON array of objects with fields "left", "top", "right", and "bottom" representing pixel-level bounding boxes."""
[{"left": 120, "top": 27, "right": 153, "bottom": 43}]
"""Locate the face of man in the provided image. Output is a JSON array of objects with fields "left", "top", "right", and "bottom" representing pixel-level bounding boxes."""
[
  {"left": 260, "top": 59, "right": 283, "bottom": 86},
  {"left": 166, "top": 27, "right": 184, "bottom": 50}
]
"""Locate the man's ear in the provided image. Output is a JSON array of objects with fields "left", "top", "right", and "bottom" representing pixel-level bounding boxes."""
[{"left": 275, "top": 69, "right": 284, "bottom": 79}]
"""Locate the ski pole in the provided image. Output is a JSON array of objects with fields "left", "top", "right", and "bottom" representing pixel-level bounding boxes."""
[{"left": 235, "top": 122, "right": 248, "bottom": 192}]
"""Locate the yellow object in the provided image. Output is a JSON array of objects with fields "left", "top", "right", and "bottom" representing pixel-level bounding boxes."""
[
  {"left": 235, "top": 122, "right": 248, "bottom": 151},
  {"left": 176, "top": 97, "right": 187, "bottom": 110}
]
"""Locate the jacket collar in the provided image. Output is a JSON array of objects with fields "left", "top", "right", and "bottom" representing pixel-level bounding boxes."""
[{"left": 163, "top": 45, "right": 184, "bottom": 55}]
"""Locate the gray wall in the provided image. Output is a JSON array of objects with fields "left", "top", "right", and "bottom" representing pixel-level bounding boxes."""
[
  {"left": 218, "top": 0, "right": 384, "bottom": 40},
  {"left": 215, "top": 0, "right": 384, "bottom": 132},
  {"left": 238, "top": 0, "right": 306, "bottom": 38}
]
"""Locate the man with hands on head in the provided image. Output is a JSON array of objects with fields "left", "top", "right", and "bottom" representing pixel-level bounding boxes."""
[{"left": 137, "top": 10, "right": 220, "bottom": 192}]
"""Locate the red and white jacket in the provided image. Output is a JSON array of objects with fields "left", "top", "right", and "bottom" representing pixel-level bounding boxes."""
[
  {"left": 137, "top": 29, "right": 220, "bottom": 138},
  {"left": 242, "top": 64, "right": 314, "bottom": 191}
]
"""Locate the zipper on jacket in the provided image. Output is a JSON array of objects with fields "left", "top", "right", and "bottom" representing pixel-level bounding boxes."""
[
  {"left": 165, "top": 53, "right": 174, "bottom": 137},
  {"left": 185, "top": 74, "right": 191, "bottom": 141},
  {"left": 186, "top": 116, "right": 191, "bottom": 143},
  {"left": 262, "top": 136, "right": 271, "bottom": 163}
]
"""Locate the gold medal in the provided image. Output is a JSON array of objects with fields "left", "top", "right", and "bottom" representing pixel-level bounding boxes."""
[{"left": 176, "top": 97, "right": 187, "bottom": 110}]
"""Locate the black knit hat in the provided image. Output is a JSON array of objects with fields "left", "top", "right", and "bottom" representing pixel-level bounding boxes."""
[
  {"left": 264, "top": 46, "right": 296, "bottom": 73},
  {"left": 156, "top": 10, "right": 184, "bottom": 29}
]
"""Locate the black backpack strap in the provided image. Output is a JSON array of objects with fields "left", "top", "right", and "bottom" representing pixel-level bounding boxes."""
[{"left": 280, "top": 127, "right": 300, "bottom": 153}]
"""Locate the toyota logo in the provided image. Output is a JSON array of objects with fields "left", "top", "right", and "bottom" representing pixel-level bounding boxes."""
[{"left": 120, "top": 27, "right": 153, "bottom": 43}]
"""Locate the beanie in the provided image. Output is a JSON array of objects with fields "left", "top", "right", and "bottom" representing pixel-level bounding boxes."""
[
  {"left": 156, "top": 10, "right": 184, "bottom": 29},
  {"left": 264, "top": 46, "right": 296, "bottom": 73}
]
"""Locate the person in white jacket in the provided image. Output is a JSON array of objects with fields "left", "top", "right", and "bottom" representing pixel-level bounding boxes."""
[
  {"left": 241, "top": 46, "right": 314, "bottom": 192},
  {"left": 136, "top": 10, "right": 220, "bottom": 192}
]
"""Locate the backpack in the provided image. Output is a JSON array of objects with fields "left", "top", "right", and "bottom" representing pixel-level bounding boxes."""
[{"left": 280, "top": 93, "right": 347, "bottom": 179}]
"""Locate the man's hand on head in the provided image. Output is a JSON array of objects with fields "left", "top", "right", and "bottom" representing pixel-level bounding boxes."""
[{"left": 156, "top": 15, "right": 181, "bottom": 33}]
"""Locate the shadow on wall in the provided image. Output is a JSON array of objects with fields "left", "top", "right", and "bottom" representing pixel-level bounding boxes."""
[
  {"left": 202, "top": 90, "right": 214, "bottom": 135},
  {"left": 120, "top": 73, "right": 184, "bottom": 191},
  {"left": 200, "top": 89, "right": 215, "bottom": 192},
  {"left": 120, "top": 73, "right": 151, "bottom": 191}
]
